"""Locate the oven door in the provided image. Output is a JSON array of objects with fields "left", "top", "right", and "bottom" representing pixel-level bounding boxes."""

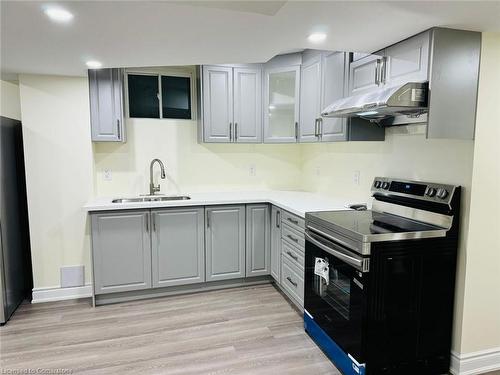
[{"left": 304, "top": 229, "right": 368, "bottom": 363}]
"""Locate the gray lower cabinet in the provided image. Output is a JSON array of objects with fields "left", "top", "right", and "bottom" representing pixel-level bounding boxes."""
[
  {"left": 151, "top": 207, "right": 205, "bottom": 288},
  {"left": 270, "top": 206, "right": 281, "bottom": 283},
  {"left": 88, "top": 68, "right": 125, "bottom": 142},
  {"left": 245, "top": 204, "right": 270, "bottom": 277},
  {"left": 91, "top": 211, "right": 151, "bottom": 294},
  {"left": 205, "top": 205, "right": 246, "bottom": 281}
]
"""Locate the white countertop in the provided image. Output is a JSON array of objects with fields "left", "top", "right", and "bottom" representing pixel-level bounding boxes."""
[{"left": 84, "top": 190, "right": 355, "bottom": 218}]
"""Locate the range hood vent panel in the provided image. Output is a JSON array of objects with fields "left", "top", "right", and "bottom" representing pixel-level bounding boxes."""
[{"left": 321, "top": 82, "right": 429, "bottom": 122}]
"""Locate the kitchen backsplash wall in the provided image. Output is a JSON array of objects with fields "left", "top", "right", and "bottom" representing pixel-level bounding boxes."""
[{"left": 93, "top": 118, "right": 303, "bottom": 197}]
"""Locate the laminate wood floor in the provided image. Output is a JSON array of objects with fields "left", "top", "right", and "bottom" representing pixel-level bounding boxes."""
[{"left": 0, "top": 284, "right": 341, "bottom": 374}]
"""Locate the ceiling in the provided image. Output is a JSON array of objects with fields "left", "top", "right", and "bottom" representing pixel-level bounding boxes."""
[{"left": 1, "top": 1, "right": 499, "bottom": 77}]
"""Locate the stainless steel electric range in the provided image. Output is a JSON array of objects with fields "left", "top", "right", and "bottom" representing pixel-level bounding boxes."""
[{"left": 304, "top": 177, "right": 460, "bottom": 375}]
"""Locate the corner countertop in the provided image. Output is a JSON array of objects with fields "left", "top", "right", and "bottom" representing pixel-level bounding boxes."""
[{"left": 84, "top": 190, "right": 356, "bottom": 218}]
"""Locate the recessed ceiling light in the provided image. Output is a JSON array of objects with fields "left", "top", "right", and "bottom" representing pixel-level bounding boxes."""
[
  {"left": 308, "top": 32, "right": 327, "bottom": 43},
  {"left": 86, "top": 61, "right": 102, "bottom": 69},
  {"left": 44, "top": 7, "right": 74, "bottom": 23}
]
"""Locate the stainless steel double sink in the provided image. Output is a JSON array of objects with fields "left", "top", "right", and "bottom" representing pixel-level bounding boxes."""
[{"left": 112, "top": 196, "right": 191, "bottom": 203}]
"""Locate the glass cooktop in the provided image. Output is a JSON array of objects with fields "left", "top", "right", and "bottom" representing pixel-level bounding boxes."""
[{"left": 307, "top": 210, "right": 446, "bottom": 243}]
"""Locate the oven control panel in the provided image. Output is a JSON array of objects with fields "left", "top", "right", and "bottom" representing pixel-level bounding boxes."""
[{"left": 371, "top": 177, "right": 456, "bottom": 204}]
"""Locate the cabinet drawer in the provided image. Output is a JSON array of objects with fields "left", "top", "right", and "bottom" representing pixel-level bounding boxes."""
[
  {"left": 281, "top": 257, "right": 304, "bottom": 305},
  {"left": 281, "top": 211, "right": 305, "bottom": 232},
  {"left": 282, "top": 241, "right": 304, "bottom": 270},
  {"left": 281, "top": 223, "right": 305, "bottom": 249}
]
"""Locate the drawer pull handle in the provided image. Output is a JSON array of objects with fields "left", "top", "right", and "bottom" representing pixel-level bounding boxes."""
[
  {"left": 287, "top": 218, "right": 299, "bottom": 225},
  {"left": 287, "top": 251, "right": 298, "bottom": 261},
  {"left": 286, "top": 276, "right": 297, "bottom": 287},
  {"left": 287, "top": 234, "right": 299, "bottom": 243}
]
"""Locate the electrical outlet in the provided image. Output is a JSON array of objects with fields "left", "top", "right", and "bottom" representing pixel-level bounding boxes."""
[
  {"left": 103, "top": 169, "right": 112, "bottom": 181},
  {"left": 353, "top": 170, "right": 361, "bottom": 185},
  {"left": 315, "top": 166, "right": 321, "bottom": 176},
  {"left": 249, "top": 164, "right": 256, "bottom": 177}
]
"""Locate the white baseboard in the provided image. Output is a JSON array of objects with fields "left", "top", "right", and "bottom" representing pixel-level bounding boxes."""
[
  {"left": 450, "top": 347, "right": 500, "bottom": 375},
  {"left": 32, "top": 284, "right": 93, "bottom": 303}
]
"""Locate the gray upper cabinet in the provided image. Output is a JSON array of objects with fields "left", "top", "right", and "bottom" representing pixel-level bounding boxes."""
[
  {"left": 384, "top": 31, "right": 430, "bottom": 86},
  {"left": 205, "top": 205, "right": 246, "bottom": 281},
  {"left": 299, "top": 54, "right": 322, "bottom": 143},
  {"left": 300, "top": 50, "right": 349, "bottom": 143},
  {"left": 270, "top": 206, "right": 281, "bottom": 283},
  {"left": 263, "top": 64, "right": 300, "bottom": 143},
  {"left": 246, "top": 204, "right": 270, "bottom": 277},
  {"left": 151, "top": 207, "right": 205, "bottom": 288},
  {"left": 88, "top": 68, "right": 125, "bottom": 142},
  {"left": 91, "top": 211, "right": 151, "bottom": 294},
  {"left": 349, "top": 54, "right": 383, "bottom": 96},
  {"left": 233, "top": 67, "right": 262, "bottom": 143},
  {"left": 320, "top": 51, "right": 349, "bottom": 142},
  {"left": 200, "top": 65, "right": 262, "bottom": 143},
  {"left": 202, "top": 66, "right": 234, "bottom": 143}
]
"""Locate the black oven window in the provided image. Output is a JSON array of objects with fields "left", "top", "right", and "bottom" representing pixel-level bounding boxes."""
[{"left": 314, "top": 262, "right": 351, "bottom": 320}]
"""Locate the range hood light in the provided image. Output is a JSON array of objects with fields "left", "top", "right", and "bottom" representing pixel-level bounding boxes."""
[{"left": 356, "top": 111, "right": 379, "bottom": 116}]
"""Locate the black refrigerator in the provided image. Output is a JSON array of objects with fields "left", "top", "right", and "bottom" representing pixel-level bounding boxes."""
[{"left": 0, "top": 115, "right": 32, "bottom": 324}]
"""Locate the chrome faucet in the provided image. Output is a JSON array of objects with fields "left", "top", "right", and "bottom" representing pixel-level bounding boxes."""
[{"left": 149, "top": 158, "right": 166, "bottom": 195}]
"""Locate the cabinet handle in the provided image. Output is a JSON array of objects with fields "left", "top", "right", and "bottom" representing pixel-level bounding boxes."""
[
  {"left": 319, "top": 118, "right": 323, "bottom": 138},
  {"left": 286, "top": 276, "right": 298, "bottom": 287},
  {"left": 234, "top": 122, "right": 238, "bottom": 141},
  {"left": 287, "top": 217, "right": 299, "bottom": 225},
  {"left": 117, "top": 119, "right": 121, "bottom": 139},
  {"left": 314, "top": 119, "right": 318, "bottom": 137},
  {"left": 375, "top": 59, "right": 382, "bottom": 85},
  {"left": 287, "top": 251, "right": 298, "bottom": 261},
  {"left": 229, "top": 123, "right": 233, "bottom": 142},
  {"left": 295, "top": 122, "right": 298, "bottom": 141},
  {"left": 207, "top": 211, "right": 211, "bottom": 228},
  {"left": 287, "top": 234, "right": 299, "bottom": 243},
  {"left": 153, "top": 213, "right": 156, "bottom": 232},
  {"left": 276, "top": 210, "right": 281, "bottom": 228},
  {"left": 380, "top": 56, "right": 387, "bottom": 84},
  {"left": 145, "top": 214, "right": 149, "bottom": 232}
]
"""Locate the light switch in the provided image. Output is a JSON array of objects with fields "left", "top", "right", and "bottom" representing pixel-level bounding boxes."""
[{"left": 104, "top": 169, "right": 112, "bottom": 181}]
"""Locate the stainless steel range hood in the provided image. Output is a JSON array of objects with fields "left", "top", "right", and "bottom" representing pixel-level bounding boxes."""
[{"left": 321, "top": 82, "right": 428, "bottom": 123}]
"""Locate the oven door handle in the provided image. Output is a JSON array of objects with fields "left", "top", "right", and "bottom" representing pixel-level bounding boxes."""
[{"left": 305, "top": 231, "right": 365, "bottom": 271}]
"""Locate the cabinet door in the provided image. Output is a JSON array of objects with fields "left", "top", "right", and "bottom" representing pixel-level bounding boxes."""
[
  {"left": 91, "top": 211, "right": 151, "bottom": 294},
  {"left": 270, "top": 206, "right": 282, "bottom": 283},
  {"left": 385, "top": 31, "right": 430, "bottom": 86},
  {"left": 233, "top": 67, "right": 262, "bottom": 143},
  {"left": 299, "top": 58, "right": 321, "bottom": 143},
  {"left": 246, "top": 204, "right": 270, "bottom": 277},
  {"left": 349, "top": 54, "right": 382, "bottom": 96},
  {"left": 320, "top": 52, "right": 348, "bottom": 142},
  {"left": 263, "top": 66, "right": 300, "bottom": 143},
  {"left": 202, "top": 66, "right": 233, "bottom": 143},
  {"left": 205, "top": 205, "right": 245, "bottom": 281},
  {"left": 151, "top": 208, "right": 205, "bottom": 288},
  {"left": 89, "top": 68, "right": 125, "bottom": 142}
]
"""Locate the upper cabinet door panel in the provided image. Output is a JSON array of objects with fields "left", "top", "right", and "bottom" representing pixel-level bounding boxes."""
[
  {"left": 202, "top": 66, "right": 233, "bottom": 143},
  {"left": 89, "top": 68, "right": 124, "bottom": 142},
  {"left": 264, "top": 66, "right": 300, "bottom": 143},
  {"left": 321, "top": 52, "right": 348, "bottom": 142},
  {"left": 385, "top": 31, "right": 431, "bottom": 86},
  {"left": 233, "top": 67, "right": 262, "bottom": 143},
  {"left": 299, "top": 58, "right": 321, "bottom": 143},
  {"left": 349, "top": 54, "right": 382, "bottom": 96}
]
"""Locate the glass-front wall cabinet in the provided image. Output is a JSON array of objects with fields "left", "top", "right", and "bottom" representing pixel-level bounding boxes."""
[{"left": 263, "top": 66, "right": 300, "bottom": 143}]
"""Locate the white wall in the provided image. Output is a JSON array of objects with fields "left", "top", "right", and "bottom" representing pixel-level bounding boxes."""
[
  {"left": 18, "top": 74, "right": 94, "bottom": 288},
  {"left": 1, "top": 79, "right": 21, "bottom": 120},
  {"left": 93, "top": 118, "right": 302, "bottom": 197},
  {"left": 459, "top": 32, "right": 500, "bottom": 355}
]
